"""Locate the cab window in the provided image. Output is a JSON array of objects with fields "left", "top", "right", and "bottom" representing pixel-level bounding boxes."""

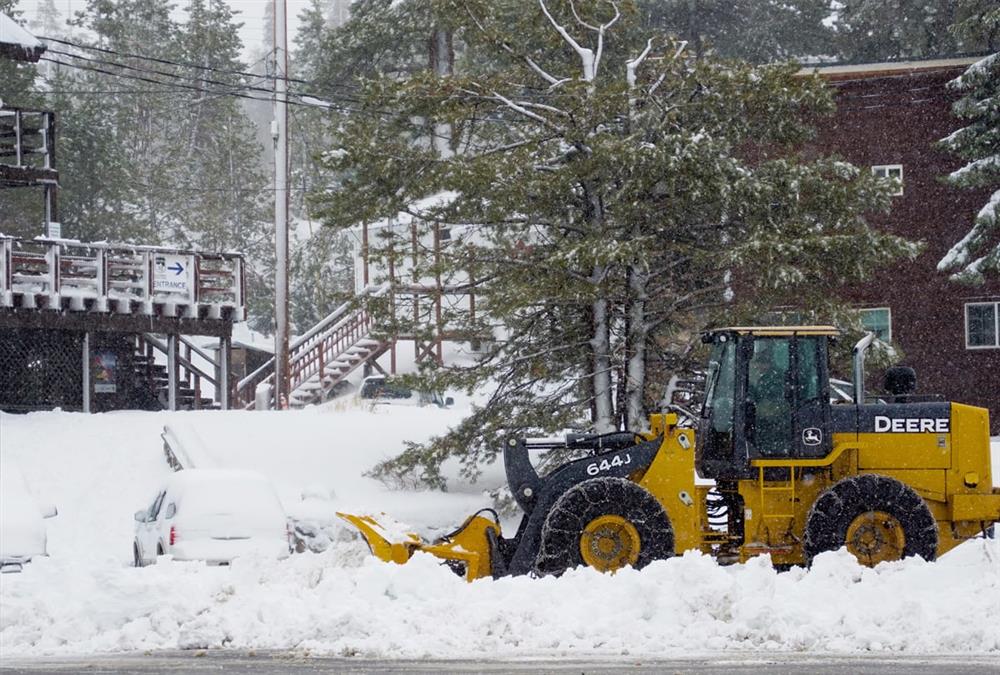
[
  {"left": 704, "top": 339, "right": 736, "bottom": 433},
  {"left": 746, "top": 338, "right": 792, "bottom": 456},
  {"left": 795, "top": 337, "right": 821, "bottom": 404}
]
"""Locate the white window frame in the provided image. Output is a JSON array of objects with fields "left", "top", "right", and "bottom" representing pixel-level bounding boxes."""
[
  {"left": 872, "top": 164, "right": 904, "bottom": 196},
  {"left": 859, "top": 306, "right": 892, "bottom": 342},
  {"left": 965, "top": 301, "right": 1000, "bottom": 350}
]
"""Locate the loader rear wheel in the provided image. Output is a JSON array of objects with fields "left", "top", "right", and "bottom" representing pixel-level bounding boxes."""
[
  {"left": 804, "top": 474, "right": 937, "bottom": 567},
  {"left": 535, "top": 477, "right": 673, "bottom": 576}
]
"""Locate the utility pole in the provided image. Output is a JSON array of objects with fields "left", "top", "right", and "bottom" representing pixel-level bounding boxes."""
[{"left": 272, "top": 0, "right": 290, "bottom": 408}]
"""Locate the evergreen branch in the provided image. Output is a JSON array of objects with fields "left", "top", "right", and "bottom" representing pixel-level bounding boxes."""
[
  {"left": 460, "top": 1, "right": 568, "bottom": 88},
  {"left": 490, "top": 92, "right": 562, "bottom": 128}
]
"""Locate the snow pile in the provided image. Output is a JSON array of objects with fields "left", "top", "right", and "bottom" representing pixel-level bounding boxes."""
[
  {"left": 2, "top": 541, "right": 998, "bottom": 657},
  {"left": 0, "top": 406, "right": 498, "bottom": 561},
  {"left": 1, "top": 408, "right": 999, "bottom": 658}
]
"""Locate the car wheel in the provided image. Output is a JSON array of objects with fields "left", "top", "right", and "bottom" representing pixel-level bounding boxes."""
[{"left": 133, "top": 543, "right": 143, "bottom": 568}]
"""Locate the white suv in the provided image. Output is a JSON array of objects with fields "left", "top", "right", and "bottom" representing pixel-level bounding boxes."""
[
  {"left": 0, "top": 458, "right": 57, "bottom": 573},
  {"left": 133, "top": 469, "right": 290, "bottom": 566}
]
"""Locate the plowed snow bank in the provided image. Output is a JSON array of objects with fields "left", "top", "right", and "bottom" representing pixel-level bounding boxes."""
[
  {"left": 2, "top": 541, "right": 998, "bottom": 657},
  {"left": 1, "top": 410, "right": 998, "bottom": 658}
]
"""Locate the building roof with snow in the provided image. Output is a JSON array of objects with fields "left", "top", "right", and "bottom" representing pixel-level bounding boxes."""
[{"left": 0, "top": 12, "right": 45, "bottom": 63}]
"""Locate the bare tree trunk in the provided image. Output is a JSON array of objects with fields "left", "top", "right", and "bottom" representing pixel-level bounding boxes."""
[
  {"left": 429, "top": 28, "right": 453, "bottom": 158},
  {"left": 591, "top": 281, "right": 614, "bottom": 433},
  {"left": 625, "top": 258, "right": 650, "bottom": 432}
]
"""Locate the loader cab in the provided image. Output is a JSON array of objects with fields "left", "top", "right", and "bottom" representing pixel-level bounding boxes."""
[{"left": 696, "top": 327, "right": 837, "bottom": 480}]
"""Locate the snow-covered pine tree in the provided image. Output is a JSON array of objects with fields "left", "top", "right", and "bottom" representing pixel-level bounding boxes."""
[
  {"left": 41, "top": 66, "right": 146, "bottom": 243},
  {"left": 314, "top": 0, "right": 436, "bottom": 87},
  {"left": 937, "top": 3, "right": 1000, "bottom": 282},
  {"left": 314, "top": 0, "right": 918, "bottom": 488},
  {"left": 67, "top": 0, "right": 181, "bottom": 245},
  {"left": 640, "top": 0, "right": 835, "bottom": 63},
  {"left": 31, "top": 0, "right": 275, "bottom": 326},
  {"left": 166, "top": 0, "right": 274, "bottom": 327},
  {"left": 286, "top": 0, "right": 356, "bottom": 333},
  {"left": 832, "top": 0, "right": 980, "bottom": 62},
  {"left": 27, "top": 0, "right": 61, "bottom": 39}
]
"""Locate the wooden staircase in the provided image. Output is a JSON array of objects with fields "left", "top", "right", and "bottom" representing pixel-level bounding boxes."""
[
  {"left": 133, "top": 334, "right": 219, "bottom": 410},
  {"left": 234, "top": 286, "right": 389, "bottom": 409}
]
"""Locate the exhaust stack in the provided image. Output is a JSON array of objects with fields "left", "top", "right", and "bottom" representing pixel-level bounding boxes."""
[{"left": 852, "top": 332, "right": 877, "bottom": 404}]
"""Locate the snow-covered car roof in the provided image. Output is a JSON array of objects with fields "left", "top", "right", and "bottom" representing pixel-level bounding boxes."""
[
  {"left": 157, "top": 469, "right": 286, "bottom": 520},
  {"left": 163, "top": 468, "right": 274, "bottom": 490}
]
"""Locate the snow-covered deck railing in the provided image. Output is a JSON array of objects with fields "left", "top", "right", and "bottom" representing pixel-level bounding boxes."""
[
  {"left": 0, "top": 236, "right": 245, "bottom": 321},
  {"left": 234, "top": 284, "right": 389, "bottom": 409},
  {"left": 0, "top": 108, "right": 55, "bottom": 172}
]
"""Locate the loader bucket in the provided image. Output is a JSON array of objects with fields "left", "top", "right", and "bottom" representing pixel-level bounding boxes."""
[
  {"left": 336, "top": 512, "right": 422, "bottom": 565},
  {"left": 337, "top": 511, "right": 501, "bottom": 582}
]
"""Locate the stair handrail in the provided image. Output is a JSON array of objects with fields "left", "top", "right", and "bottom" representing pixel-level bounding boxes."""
[
  {"left": 292, "top": 281, "right": 389, "bottom": 349},
  {"left": 177, "top": 335, "right": 216, "bottom": 365},
  {"left": 234, "top": 283, "right": 389, "bottom": 405},
  {"left": 141, "top": 333, "right": 217, "bottom": 386},
  {"left": 288, "top": 304, "right": 383, "bottom": 396}
]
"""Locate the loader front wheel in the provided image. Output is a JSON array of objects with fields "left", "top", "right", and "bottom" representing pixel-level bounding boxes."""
[
  {"left": 804, "top": 474, "right": 937, "bottom": 567},
  {"left": 535, "top": 477, "right": 673, "bottom": 576}
]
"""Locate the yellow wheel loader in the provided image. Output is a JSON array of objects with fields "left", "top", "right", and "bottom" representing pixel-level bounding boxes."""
[{"left": 339, "top": 327, "right": 1000, "bottom": 581}]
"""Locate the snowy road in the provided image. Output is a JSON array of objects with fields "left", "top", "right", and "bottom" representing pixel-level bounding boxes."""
[{"left": 2, "top": 651, "right": 1000, "bottom": 674}]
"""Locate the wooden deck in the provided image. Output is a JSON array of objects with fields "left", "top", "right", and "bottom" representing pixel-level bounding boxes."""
[{"left": 0, "top": 236, "right": 245, "bottom": 335}]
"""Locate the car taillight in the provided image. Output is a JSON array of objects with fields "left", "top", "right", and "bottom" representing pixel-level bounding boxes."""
[{"left": 169, "top": 526, "right": 177, "bottom": 546}]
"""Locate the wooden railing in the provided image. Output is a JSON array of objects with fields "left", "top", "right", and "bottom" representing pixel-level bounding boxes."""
[
  {"left": 0, "top": 236, "right": 244, "bottom": 318},
  {"left": 0, "top": 108, "right": 55, "bottom": 172},
  {"left": 234, "top": 284, "right": 388, "bottom": 408},
  {"left": 136, "top": 333, "right": 223, "bottom": 410}
]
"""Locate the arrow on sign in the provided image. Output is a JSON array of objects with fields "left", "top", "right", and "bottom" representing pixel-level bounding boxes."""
[{"left": 168, "top": 262, "right": 184, "bottom": 275}]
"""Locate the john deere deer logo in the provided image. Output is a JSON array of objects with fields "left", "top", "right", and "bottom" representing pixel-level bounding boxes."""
[{"left": 803, "top": 428, "right": 822, "bottom": 446}]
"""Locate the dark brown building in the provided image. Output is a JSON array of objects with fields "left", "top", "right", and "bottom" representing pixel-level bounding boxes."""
[{"left": 810, "top": 58, "right": 1000, "bottom": 433}]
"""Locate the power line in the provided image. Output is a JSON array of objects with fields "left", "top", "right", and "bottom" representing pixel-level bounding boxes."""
[
  {"left": 131, "top": 181, "right": 311, "bottom": 193},
  {"left": 42, "top": 46, "right": 354, "bottom": 105},
  {"left": 37, "top": 56, "right": 373, "bottom": 114},
  {"left": 16, "top": 89, "right": 194, "bottom": 95},
  {"left": 39, "top": 34, "right": 360, "bottom": 92}
]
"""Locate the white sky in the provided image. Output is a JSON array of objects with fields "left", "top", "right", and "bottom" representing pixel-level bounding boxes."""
[{"left": 15, "top": 0, "right": 313, "bottom": 60}]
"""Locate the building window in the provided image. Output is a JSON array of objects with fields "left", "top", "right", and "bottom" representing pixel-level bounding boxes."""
[
  {"left": 859, "top": 307, "right": 892, "bottom": 342},
  {"left": 966, "top": 302, "right": 999, "bottom": 349},
  {"left": 872, "top": 164, "right": 903, "bottom": 196}
]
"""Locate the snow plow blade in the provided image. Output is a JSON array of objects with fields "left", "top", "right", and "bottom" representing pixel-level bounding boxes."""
[{"left": 336, "top": 511, "right": 500, "bottom": 582}]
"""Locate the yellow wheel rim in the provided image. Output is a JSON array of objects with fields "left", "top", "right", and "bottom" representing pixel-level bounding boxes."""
[
  {"left": 845, "top": 510, "right": 906, "bottom": 566},
  {"left": 579, "top": 515, "right": 641, "bottom": 573}
]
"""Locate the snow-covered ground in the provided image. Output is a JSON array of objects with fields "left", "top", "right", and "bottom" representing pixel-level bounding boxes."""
[{"left": 1, "top": 406, "right": 998, "bottom": 658}]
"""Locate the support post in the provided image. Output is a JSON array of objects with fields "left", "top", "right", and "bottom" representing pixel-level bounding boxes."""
[
  {"left": 273, "top": 0, "right": 291, "bottom": 409},
  {"left": 362, "top": 222, "right": 369, "bottom": 287},
  {"left": 434, "top": 222, "right": 443, "bottom": 363},
  {"left": 219, "top": 334, "right": 231, "bottom": 410},
  {"left": 214, "top": 339, "right": 223, "bottom": 406},
  {"left": 82, "top": 331, "right": 91, "bottom": 413},
  {"left": 413, "top": 220, "right": 420, "bottom": 361},
  {"left": 167, "top": 333, "right": 179, "bottom": 411}
]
